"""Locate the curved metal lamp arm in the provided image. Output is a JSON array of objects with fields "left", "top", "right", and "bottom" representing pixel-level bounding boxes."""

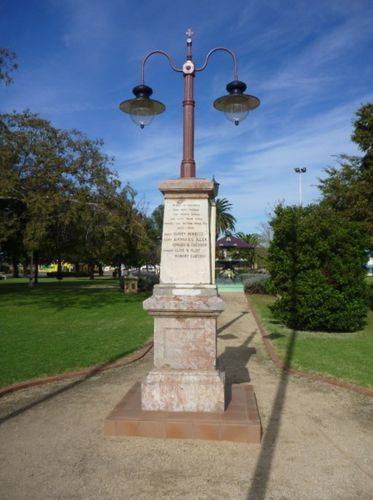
[
  {"left": 141, "top": 50, "right": 183, "bottom": 84},
  {"left": 195, "top": 47, "right": 238, "bottom": 80}
]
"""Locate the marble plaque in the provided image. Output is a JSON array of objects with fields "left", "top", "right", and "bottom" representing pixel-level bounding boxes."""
[
  {"left": 160, "top": 198, "right": 211, "bottom": 284},
  {"left": 153, "top": 316, "right": 217, "bottom": 370}
]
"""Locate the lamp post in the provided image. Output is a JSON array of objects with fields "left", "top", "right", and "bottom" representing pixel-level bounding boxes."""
[
  {"left": 294, "top": 167, "right": 307, "bottom": 206},
  {"left": 119, "top": 28, "right": 260, "bottom": 178},
  {"left": 105, "top": 30, "right": 262, "bottom": 442}
]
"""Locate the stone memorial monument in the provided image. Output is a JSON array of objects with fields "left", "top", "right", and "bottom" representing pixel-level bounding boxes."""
[
  {"left": 141, "top": 178, "right": 224, "bottom": 413},
  {"left": 104, "top": 29, "right": 261, "bottom": 443}
]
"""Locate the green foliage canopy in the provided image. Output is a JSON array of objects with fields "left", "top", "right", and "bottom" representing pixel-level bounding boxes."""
[
  {"left": 0, "top": 111, "right": 153, "bottom": 279},
  {"left": 268, "top": 204, "right": 368, "bottom": 332},
  {"left": 319, "top": 103, "right": 373, "bottom": 247},
  {"left": 215, "top": 197, "right": 236, "bottom": 237},
  {"left": 0, "top": 48, "right": 18, "bottom": 86}
]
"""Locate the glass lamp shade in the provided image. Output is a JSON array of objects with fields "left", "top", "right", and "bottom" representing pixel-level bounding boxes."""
[
  {"left": 119, "top": 84, "right": 165, "bottom": 129},
  {"left": 213, "top": 80, "right": 260, "bottom": 126}
]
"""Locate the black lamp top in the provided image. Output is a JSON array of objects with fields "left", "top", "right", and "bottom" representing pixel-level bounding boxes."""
[
  {"left": 133, "top": 84, "right": 153, "bottom": 99},
  {"left": 226, "top": 80, "right": 247, "bottom": 95}
]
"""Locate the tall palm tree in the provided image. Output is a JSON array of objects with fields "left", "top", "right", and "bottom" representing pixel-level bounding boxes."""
[
  {"left": 236, "top": 232, "right": 261, "bottom": 269},
  {"left": 215, "top": 198, "right": 236, "bottom": 237},
  {"left": 236, "top": 232, "right": 260, "bottom": 247}
]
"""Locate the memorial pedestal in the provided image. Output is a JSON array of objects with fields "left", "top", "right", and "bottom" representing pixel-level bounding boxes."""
[
  {"left": 104, "top": 178, "right": 261, "bottom": 442},
  {"left": 141, "top": 179, "right": 224, "bottom": 412},
  {"left": 142, "top": 285, "right": 225, "bottom": 412}
]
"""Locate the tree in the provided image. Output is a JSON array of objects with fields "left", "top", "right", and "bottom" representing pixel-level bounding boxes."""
[
  {"left": 319, "top": 104, "right": 373, "bottom": 247},
  {"left": 215, "top": 198, "right": 236, "bottom": 237},
  {"left": 352, "top": 103, "right": 373, "bottom": 158},
  {"left": 0, "top": 111, "right": 126, "bottom": 283},
  {"left": 259, "top": 220, "right": 273, "bottom": 248},
  {"left": 0, "top": 111, "right": 67, "bottom": 284},
  {"left": 0, "top": 197, "right": 26, "bottom": 276},
  {"left": 142, "top": 204, "right": 164, "bottom": 269},
  {"left": 42, "top": 127, "right": 120, "bottom": 279},
  {"left": 149, "top": 204, "right": 164, "bottom": 241},
  {"left": 235, "top": 232, "right": 260, "bottom": 269},
  {"left": 0, "top": 48, "right": 18, "bottom": 86},
  {"left": 268, "top": 204, "right": 368, "bottom": 332},
  {"left": 99, "top": 186, "right": 150, "bottom": 275}
]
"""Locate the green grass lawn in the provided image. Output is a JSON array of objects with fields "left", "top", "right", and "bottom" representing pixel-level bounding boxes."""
[
  {"left": 250, "top": 295, "right": 373, "bottom": 389},
  {"left": 0, "top": 277, "right": 153, "bottom": 387}
]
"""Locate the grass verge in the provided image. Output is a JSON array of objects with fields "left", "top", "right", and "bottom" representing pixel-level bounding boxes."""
[
  {"left": 250, "top": 294, "right": 373, "bottom": 389},
  {"left": 0, "top": 277, "right": 153, "bottom": 387}
]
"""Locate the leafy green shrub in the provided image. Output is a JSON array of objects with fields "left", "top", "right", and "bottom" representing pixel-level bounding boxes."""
[
  {"left": 243, "top": 274, "right": 270, "bottom": 294},
  {"left": 268, "top": 204, "right": 368, "bottom": 332},
  {"left": 138, "top": 274, "right": 159, "bottom": 292},
  {"left": 367, "top": 282, "right": 373, "bottom": 310}
]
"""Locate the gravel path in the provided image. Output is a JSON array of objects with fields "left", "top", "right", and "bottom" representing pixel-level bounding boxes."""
[{"left": 0, "top": 292, "right": 372, "bottom": 499}]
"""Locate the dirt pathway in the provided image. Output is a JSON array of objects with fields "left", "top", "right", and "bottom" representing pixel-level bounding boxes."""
[{"left": 0, "top": 292, "right": 372, "bottom": 499}]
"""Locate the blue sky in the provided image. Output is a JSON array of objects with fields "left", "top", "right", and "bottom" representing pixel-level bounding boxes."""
[{"left": 1, "top": 0, "right": 373, "bottom": 233}]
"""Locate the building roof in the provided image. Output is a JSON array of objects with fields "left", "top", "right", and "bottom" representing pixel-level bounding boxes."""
[{"left": 217, "top": 235, "right": 253, "bottom": 249}]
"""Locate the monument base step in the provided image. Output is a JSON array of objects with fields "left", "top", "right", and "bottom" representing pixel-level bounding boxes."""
[
  {"left": 104, "top": 382, "right": 261, "bottom": 443},
  {"left": 141, "top": 368, "right": 225, "bottom": 413}
]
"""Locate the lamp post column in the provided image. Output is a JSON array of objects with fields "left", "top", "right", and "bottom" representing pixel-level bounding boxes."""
[
  {"left": 180, "top": 72, "right": 196, "bottom": 178},
  {"left": 180, "top": 29, "right": 196, "bottom": 178}
]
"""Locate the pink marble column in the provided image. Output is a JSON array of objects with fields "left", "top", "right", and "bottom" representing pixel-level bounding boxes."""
[{"left": 141, "top": 178, "right": 225, "bottom": 412}]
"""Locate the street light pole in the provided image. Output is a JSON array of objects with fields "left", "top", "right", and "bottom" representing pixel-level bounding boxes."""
[
  {"left": 181, "top": 29, "right": 195, "bottom": 177},
  {"left": 107, "top": 28, "right": 263, "bottom": 433},
  {"left": 120, "top": 29, "right": 260, "bottom": 179},
  {"left": 294, "top": 167, "right": 307, "bottom": 205}
]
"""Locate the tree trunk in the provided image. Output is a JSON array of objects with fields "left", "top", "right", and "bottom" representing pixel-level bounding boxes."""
[
  {"left": 57, "top": 257, "right": 63, "bottom": 280},
  {"left": 98, "top": 263, "right": 103, "bottom": 276},
  {"left": 34, "top": 253, "right": 39, "bottom": 284},
  {"left": 12, "top": 257, "right": 19, "bottom": 278},
  {"left": 23, "top": 256, "right": 29, "bottom": 278},
  {"left": 28, "top": 251, "right": 34, "bottom": 288},
  {"left": 89, "top": 262, "right": 95, "bottom": 280},
  {"left": 75, "top": 262, "right": 80, "bottom": 273}
]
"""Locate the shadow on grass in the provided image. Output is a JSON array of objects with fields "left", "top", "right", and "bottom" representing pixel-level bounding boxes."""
[
  {"left": 0, "top": 346, "right": 140, "bottom": 426},
  {"left": 264, "top": 332, "right": 286, "bottom": 340}
]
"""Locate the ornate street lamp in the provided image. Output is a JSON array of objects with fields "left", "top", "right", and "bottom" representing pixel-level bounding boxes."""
[
  {"left": 106, "top": 30, "right": 263, "bottom": 438},
  {"left": 119, "top": 28, "right": 260, "bottom": 178},
  {"left": 119, "top": 84, "right": 165, "bottom": 129}
]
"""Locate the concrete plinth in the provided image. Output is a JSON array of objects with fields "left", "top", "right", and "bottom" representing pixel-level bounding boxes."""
[
  {"left": 142, "top": 368, "right": 225, "bottom": 412},
  {"left": 104, "top": 382, "right": 261, "bottom": 443}
]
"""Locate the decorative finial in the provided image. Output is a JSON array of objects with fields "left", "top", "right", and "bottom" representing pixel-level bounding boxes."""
[{"left": 186, "top": 28, "right": 194, "bottom": 43}]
